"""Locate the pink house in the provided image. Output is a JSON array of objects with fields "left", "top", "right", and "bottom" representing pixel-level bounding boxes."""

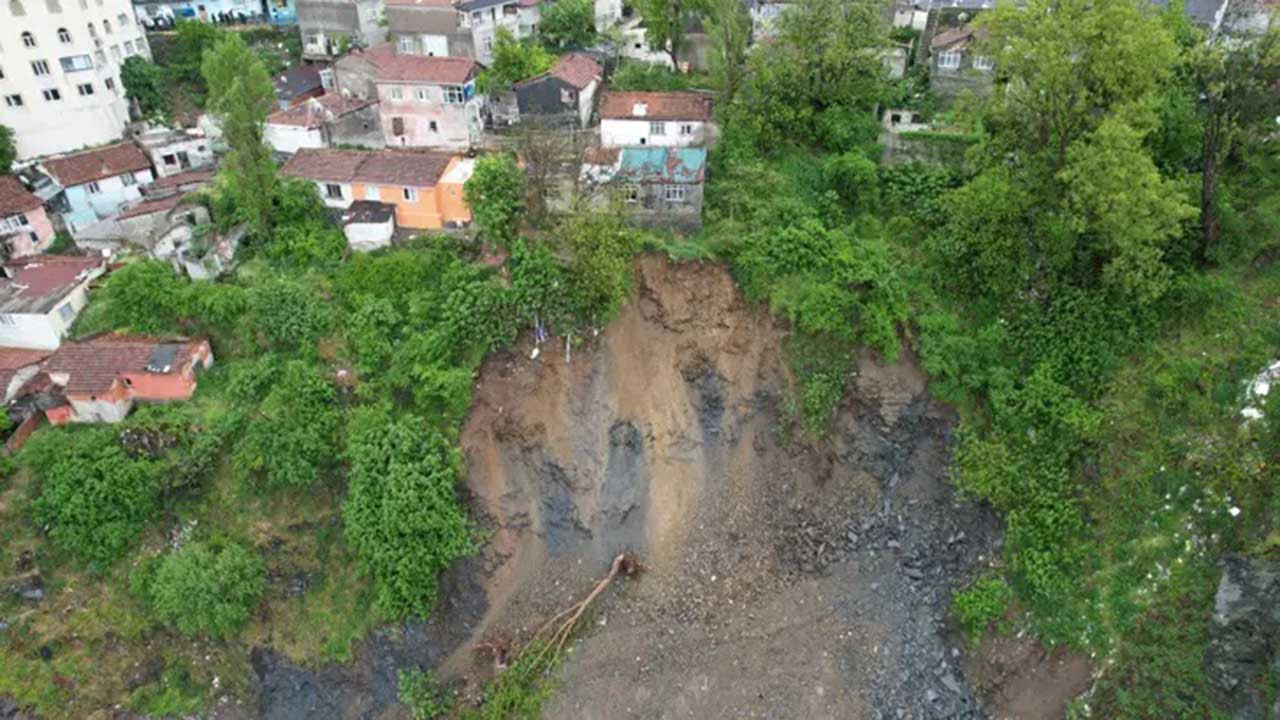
[{"left": 0, "top": 176, "right": 54, "bottom": 258}]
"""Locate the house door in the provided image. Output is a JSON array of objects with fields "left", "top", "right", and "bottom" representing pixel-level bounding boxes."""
[
  {"left": 392, "top": 117, "right": 405, "bottom": 136},
  {"left": 177, "top": 151, "right": 190, "bottom": 169}
]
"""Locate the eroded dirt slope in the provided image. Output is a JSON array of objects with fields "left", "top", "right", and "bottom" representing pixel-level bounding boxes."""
[{"left": 252, "top": 255, "right": 1087, "bottom": 720}]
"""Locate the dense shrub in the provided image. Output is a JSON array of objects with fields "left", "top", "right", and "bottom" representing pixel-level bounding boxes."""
[
  {"left": 343, "top": 406, "right": 472, "bottom": 619},
  {"left": 247, "top": 278, "right": 333, "bottom": 350},
  {"left": 143, "top": 541, "right": 265, "bottom": 638},
  {"left": 952, "top": 575, "right": 1012, "bottom": 647},
  {"left": 398, "top": 668, "right": 453, "bottom": 719},
  {"left": 27, "top": 428, "right": 161, "bottom": 568},
  {"left": 233, "top": 360, "right": 341, "bottom": 489}
]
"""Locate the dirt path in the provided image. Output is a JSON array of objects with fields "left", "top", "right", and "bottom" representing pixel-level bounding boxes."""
[{"left": 250, "top": 255, "right": 1090, "bottom": 719}]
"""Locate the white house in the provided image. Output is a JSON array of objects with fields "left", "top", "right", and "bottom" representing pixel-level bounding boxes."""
[
  {"left": 0, "top": 255, "right": 106, "bottom": 350},
  {"left": 265, "top": 94, "right": 381, "bottom": 154},
  {"left": 41, "top": 141, "right": 154, "bottom": 235},
  {"left": 599, "top": 91, "right": 714, "bottom": 148},
  {"left": 133, "top": 126, "right": 215, "bottom": 179},
  {"left": 0, "top": 0, "right": 151, "bottom": 160}
]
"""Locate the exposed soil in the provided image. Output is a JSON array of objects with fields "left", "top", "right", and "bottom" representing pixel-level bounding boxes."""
[
  {"left": 960, "top": 635, "right": 1093, "bottom": 720},
  {"left": 250, "top": 255, "right": 1091, "bottom": 719}
]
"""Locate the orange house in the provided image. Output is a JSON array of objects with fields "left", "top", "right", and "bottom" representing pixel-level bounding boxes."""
[
  {"left": 40, "top": 334, "right": 214, "bottom": 425},
  {"left": 281, "top": 148, "right": 474, "bottom": 230}
]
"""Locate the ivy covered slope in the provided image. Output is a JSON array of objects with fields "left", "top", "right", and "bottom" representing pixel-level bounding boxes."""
[
  {"left": 700, "top": 0, "right": 1280, "bottom": 715},
  {"left": 0, "top": 36, "right": 640, "bottom": 720}
]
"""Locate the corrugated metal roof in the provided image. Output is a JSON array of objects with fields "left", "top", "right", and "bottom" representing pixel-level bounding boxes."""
[{"left": 618, "top": 147, "right": 707, "bottom": 184}]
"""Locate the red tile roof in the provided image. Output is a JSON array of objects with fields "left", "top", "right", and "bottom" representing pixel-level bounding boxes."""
[
  {"left": 42, "top": 142, "right": 151, "bottom": 188},
  {"left": 281, "top": 149, "right": 457, "bottom": 188},
  {"left": 44, "top": 334, "right": 199, "bottom": 395},
  {"left": 599, "top": 91, "right": 712, "bottom": 121},
  {"left": 118, "top": 193, "right": 189, "bottom": 220},
  {"left": 931, "top": 25, "right": 975, "bottom": 51},
  {"left": 267, "top": 93, "right": 376, "bottom": 129},
  {"left": 357, "top": 44, "right": 478, "bottom": 84},
  {"left": 0, "top": 347, "right": 52, "bottom": 395},
  {"left": 542, "top": 53, "right": 603, "bottom": 90},
  {"left": 0, "top": 256, "right": 103, "bottom": 314},
  {"left": 147, "top": 168, "right": 217, "bottom": 192},
  {"left": 0, "top": 176, "right": 43, "bottom": 217},
  {"left": 582, "top": 147, "right": 620, "bottom": 165}
]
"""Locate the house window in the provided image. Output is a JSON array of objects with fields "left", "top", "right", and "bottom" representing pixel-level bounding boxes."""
[
  {"left": 77, "top": 82, "right": 94, "bottom": 95},
  {"left": 560, "top": 88, "right": 576, "bottom": 103},
  {"left": 649, "top": 121, "right": 666, "bottom": 135},
  {"left": 416, "top": 87, "right": 429, "bottom": 101},
  {"left": 429, "top": 120, "right": 438, "bottom": 132},
  {"left": 679, "top": 123, "right": 694, "bottom": 136},
  {"left": 162, "top": 154, "right": 176, "bottom": 166},
  {"left": 58, "top": 27, "right": 71, "bottom": 43},
  {"left": 21, "top": 32, "right": 36, "bottom": 48},
  {"left": 364, "top": 185, "right": 379, "bottom": 200},
  {"left": 42, "top": 88, "right": 61, "bottom": 101},
  {"left": 403, "top": 187, "right": 418, "bottom": 201},
  {"left": 443, "top": 85, "right": 465, "bottom": 104},
  {"left": 31, "top": 59, "right": 51, "bottom": 76},
  {"left": 86, "top": 181, "right": 101, "bottom": 194},
  {"left": 664, "top": 184, "right": 686, "bottom": 203},
  {"left": 389, "top": 86, "right": 403, "bottom": 100},
  {"left": 121, "top": 171, "right": 136, "bottom": 185},
  {"left": 324, "top": 183, "right": 344, "bottom": 199},
  {"left": 624, "top": 185, "right": 639, "bottom": 203},
  {"left": 937, "top": 50, "right": 961, "bottom": 69},
  {"left": 4, "top": 94, "right": 23, "bottom": 107},
  {"left": 57, "top": 303, "right": 74, "bottom": 321},
  {"left": 398, "top": 35, "right": 415, "bottom": 53},
  {"left": 392, "top": 116, "right": 405, "bottom": 135},
  {"left": 60, "top": 55, "right": 92, "bottom": 72},
  {"left": 973, "top": 55, "right": 994, "bottom": 71},
  {"left": 0, "top": 315, "right": 15, "bottom": 326}
]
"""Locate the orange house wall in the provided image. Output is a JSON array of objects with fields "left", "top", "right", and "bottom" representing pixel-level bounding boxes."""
[{"left": 350, "top": 177, "right": 471, "bottom": 230}]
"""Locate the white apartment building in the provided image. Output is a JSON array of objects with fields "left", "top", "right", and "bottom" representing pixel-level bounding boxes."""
[{"left": 1, "top": 0, "right": 150, "bottom": 160}]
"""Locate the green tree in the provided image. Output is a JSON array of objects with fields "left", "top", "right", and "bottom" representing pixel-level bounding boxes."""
[
  {"left": 170, "top": 20, "right": 228, "bottom": 86},
  {"left": 120, "top": 56, "right": 171, "bottom": 123},
  {"left": 704, "top": 0, "right": 751, "bottom": 102},
  {"left": 464, "top": 153, "right": 526, "bottom": 248},
  {"left": 145, "top": 541, "right": 265, "bottom": 638},
  {"left": 233, "top": 360, "right": 341, "bottom": 489},
  {"left": 202, "top": 35, "right": 278, "bottom": 235},
  {"left": 0, "top": 124, "right": 15, "bottom": 174},
  {"left": 539, "top": 0, "right": 596, "bottom": 51},
  {"left": 975, "top": 0, "right": 1179, "bottom": 167},
  {"left": 343, "top": 406, "right": 472, "bottom": 619},
  {"left": 246, "top": 278, "right": 333, "bottom": 350},
  {"left": 560, "top": 210, "right": 637, "bottom": 321},
  {"left": 27, "top": 428, "right": 160, "bottom": 568},
  {"left": 476, "top": 29, "right": 554, "bottom": 93},
  {"left": 1191, "top": 22, "right": 1280, "bottom": 261},
  {"left": 632, "top": 0, "right": 706, "bottom": 68},
  {"left": 76, "top": 260, "right": 192, "bottom": 335}
]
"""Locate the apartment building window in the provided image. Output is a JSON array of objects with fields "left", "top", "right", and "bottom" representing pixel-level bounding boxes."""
[
  {"left": 664, "top": 184, "right": 686, "bottom": 203},
  {"left": 403, "top": 187, "right": 417, "bottom": 201},
  {"left": 4, "top": 95, "right": 23, "bottom": 108},
  {"left": 58, "top": 27, "right": 72, "bottom": 43},
  {"left": 389, "top": 86, "right": 403, "bottom": 100},
  {"left": 42, "top": 88, "right": 61, "bottom": 101},
  {"left": 105, "top": 76, "right": 115, "bottom": 92},
  {"left": 94, "top": 50, "right": 105, "bottom": 66},
  {"left": 77, "top": 82, "right": 93, "bottom": 95},
  {"left": 60, "top": 55, "right": 92, "bottom": 72},
  {"left": 86, "top": 181, "right": 101, "bottom": 194},
  {"left": 443, "top": 85, "right": 464, "bottom": 104},
  {"left": 116, "top": 12, "right": 127, "bottom": 26},
  {"left": 324, "top": 183, "right": 343, "bottom": 199},
  {"left": 937, "top": 50, "right": 961, "bottom": 70},
  {"left": 649, "top": 121, "right": 666, "bottom": 135},
  {"left": 109, "top": 45, "right": 121, "bottom": 62},
  {"left": 31, "top": 60, "right": 51, "bottom": 76},
  {"left": 121, "top": 171, "right": 136, "bottom": 186},
  {"left": 103, "top": 19, "right": 112, "bottom": 33},
  {"left": 21, "top": 32, "right": 36, "bottom": 48},
  {"left": 87, "top": 22, "right": 96, "bottom": 37},
  {"left": 124, "top": 40, "right": 133, "bottom": 54}
]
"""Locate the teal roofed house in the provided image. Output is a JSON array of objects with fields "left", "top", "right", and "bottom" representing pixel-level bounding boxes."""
[{"left": 580, "top": 146, "right": 707, "bottom": 229}]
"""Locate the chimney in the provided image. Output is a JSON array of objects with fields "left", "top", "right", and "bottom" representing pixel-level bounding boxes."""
[{"left": 632, "top": 101, "right": 647, "bottom": 117}]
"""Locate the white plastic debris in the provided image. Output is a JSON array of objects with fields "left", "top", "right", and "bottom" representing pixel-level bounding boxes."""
[
  {"left": 1241, "top": 359, "right": 1280, "bottom": 421},
  {"left": 1228, "top": 506, "right": 1242, "bottom": 518}
]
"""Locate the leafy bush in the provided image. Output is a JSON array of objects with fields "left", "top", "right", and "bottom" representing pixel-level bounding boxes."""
[
  {"left": 343, "top": 406, "right": 472, "bottom": 619},
  {"left": 80, "top": 260, "right": 193, "bottom": 335},
  {"left": 143, "top": 541, "right": 265, "bottom": 638},
  {"left": 952, "top": 575, "right": 1012, "bottom": 647},
  {"left": 465, "top": 153, "right": 526, "bottom": 248},
  {"left": 538, "top": 0, "right": 595, "bottom": 51},
  {"left": 247, "top": 278, "right": 333, "bottom": 350},
  {"left": 233, "top": 360, "right": 341, "bottom": 489},
  {"left": 611, "top": 62, "right": 695, "bottom": 92},
  {"left": 823, "top": 150, "right": 880, "bottom": 214},
  {"left": 398, "top": 668, "right": 453, "bottom": 719},
  {"left": 27, "top": 428, "right": 160, "bottom": 568}
]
